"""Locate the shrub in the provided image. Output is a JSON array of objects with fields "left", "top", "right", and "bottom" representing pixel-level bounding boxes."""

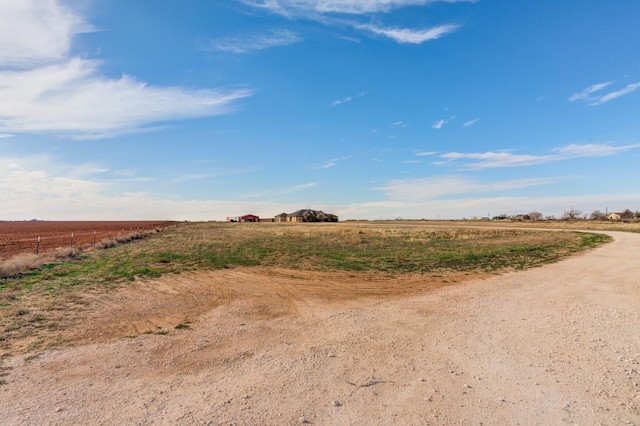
[
  {"left": 95, "top": 239, "right": 117, "bottom": 250},
  {"left": 47, "top": 247, "right": 81, "bottom": 261},
  {"left": 0, "top": 254, "right": 45, "bottom": 279}
]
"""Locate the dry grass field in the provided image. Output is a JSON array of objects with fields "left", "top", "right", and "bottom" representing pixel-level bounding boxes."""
[{"left": 0, "top": 221, "right": 612, "bottom": 356}]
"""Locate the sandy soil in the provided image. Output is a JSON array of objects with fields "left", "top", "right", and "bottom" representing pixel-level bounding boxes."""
[{"left": 1, "top": 230, "right": 640, "bottom": 425}]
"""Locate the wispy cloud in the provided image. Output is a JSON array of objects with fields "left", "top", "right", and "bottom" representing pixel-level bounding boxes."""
[
  {"left": 436, "top": 143, "right": 640, "bottom": 169},
  {"left": 463, "top": 118, "right": 479, "bottom": 127},
  {"left": 0, "top": 0, "right": 252, "bottom": 139},
  {"left": 311, "top": 156, "right": 351, "bottom": 169},
  {"left": 432, "top": 116, "right": 454, "bottom": 129},
  {"left": 554, "top": 143, "right": 640, "bottom": 157},
  {"left": 330, "top": 91, "right": 366, "bottom": 106},
  {"left": 242, "top": 1, "right": 468, "bottom": 44},
  {"left": 208, "top": 29, "right": 302, "bottom": 53},
  {"left": 331, "top": 96, "right": 352, "bottom": 106},
  {"left": 415, "top": 151, "right": 437, "bottom": 156},
  {"left": 375, "top": 175, "right": 554, "bottom": 201},
  {"left": 242, "top": 0, "right": 474, "bottom": 16},
  {"left": 570, "top": 80, "right": 640, "bottom": 106},
  {"left": 359, "top": 24, "right": 458, "bottom": 44},
  {"left": 569, "top": 81, "right": 614, "bottom": 102},
  {"left": 589, "top": 82, "right": 640, "bottom": 106},
  {"left": 0, "top": 133, "right": 14, "bottom": 139},
  {"left": 392, "top": 121, "right": 408, "bottom": 128}
]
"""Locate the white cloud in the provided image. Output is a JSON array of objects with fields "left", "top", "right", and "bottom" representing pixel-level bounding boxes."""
[
  {"left": 432, "top": 120, "right": 445, "bottom": 129},
  {"left": 0, "top": 1, "right": 252, "bottom": 139},
  {"left": 0, "top": 133, "right": 14, "bottom": 139},
  {"left": 311, "top": 156, "right": 350, "bottom": 169},
  {"left": 554, "top": 143, "right": 640, "bottom": 157},
  {"left": 242, "top": 0, "right": 467, "bottom": 44},
  {"left": 392, "top": 120, "right": 408, "bottom": 128},
  {"left": 438, "top": 143, "right": 640, "bottom": 169},
  {"left": 0, "top": 59, "right": 252, "bottom": 139},
  {"left": 463, "top": 118, "right": 479, "bottom": 127},
  {"left": 360, "top": 24, "right": 458, "bottom": 44},
  {"left": 330, "top": 91, "right": 367, "bottom": 106},
  {"left": 570, "top": 80, "right": 640, "bottom": 106},
  {"left": 415, "top": 151, "right": 437, "bottom": 156},
  {"left": 208, "top": 29, "right": 302, "bottom": 53},
  {"left": 589, "top": 82, "right": 640, "bottom": 106},
  {"left": 569, "top": 81, "right": 614, "bottom": 102},
  {"left": 2, "top": 154, "right": 636, "bottom": 222},
  {"left": 331, "top": 96, "right": 352, "bottom": 106},
  {"left": 375, "top": 175, "right": 554, "bottom": 201},
  {"left": 0, "top": 0, "right": 92, "bottom": 68},
  {"left": 440, "top": 151, "right": 556, "bottom": 169},
  {"left": 243, "top": 0, "right": 474, "bottom": 15}
]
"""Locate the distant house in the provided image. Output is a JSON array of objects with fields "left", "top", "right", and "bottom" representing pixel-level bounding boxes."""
[
  {"left": 284, "top": 209, "right": 338, "bottom": 223},
  {"left": 513, "top": 214, "right": 531, "bottom": 221},
  {"left": 226, "top": 214, "right": 260, "bottom": 222},
  {"left": 274, "top": 213, "right": 288, "bottom": 223},
  {"left": 606, "top": 213, "right": 621, "bottom": 221}
]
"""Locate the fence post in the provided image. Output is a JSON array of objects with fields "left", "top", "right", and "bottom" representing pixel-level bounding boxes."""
[
  {"left": 36, "top": 236, "right": 40, "bottom": 255},
  {"left": 70, "top": 232, "right": 74, "bottom": 248},
  {"left": 93, "top": 230, "right": 96, "bottom": 248}
]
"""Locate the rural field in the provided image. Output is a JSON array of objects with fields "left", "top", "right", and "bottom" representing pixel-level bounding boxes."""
[
  {"left": 0, "top": 221, "right": 176, "bottom": 260},
  {"left": 1, "top": 221, "right": 639, "bottom": 424}
]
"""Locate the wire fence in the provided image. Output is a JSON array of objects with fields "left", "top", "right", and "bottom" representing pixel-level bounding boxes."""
[{"left": 0, "top": 223, "right": 172, "bottom": 260}]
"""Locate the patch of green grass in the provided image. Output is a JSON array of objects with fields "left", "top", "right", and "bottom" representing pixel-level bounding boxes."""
[{"left": 0, "top": 224, "right": 614, "bottom": 299}]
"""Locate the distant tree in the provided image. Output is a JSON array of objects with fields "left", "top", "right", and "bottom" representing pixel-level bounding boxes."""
[
  {"left": 620, "top": 209, "right": 635, "bottom": 219},
  {"left": 635, "top": 210, "right": 640, "bottom": 219},
  {"left": 561, "top": 208, "right": 582, "bottom": 220},
  {"left": 545, "top": 215, "right": 556, "bottom": 221},
  {"left": 589, "top": 210, "right": 606, "bottom": 220},
  {"left": 528, "top": 211, "right": 543, "bottom": 221}
]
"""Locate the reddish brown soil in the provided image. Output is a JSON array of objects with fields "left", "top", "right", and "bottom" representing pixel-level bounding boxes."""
[{"left": 0, "top": 221, "right": 175, "bottom": 260}]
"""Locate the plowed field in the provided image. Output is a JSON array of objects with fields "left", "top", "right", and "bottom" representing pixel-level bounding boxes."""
[{"left": 0, "top": 221, "right": 175, "bottom": 259}]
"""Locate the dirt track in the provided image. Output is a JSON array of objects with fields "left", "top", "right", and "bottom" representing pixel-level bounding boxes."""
[{"left": 2, "top": 230, "right": 640, "bottom": 424}]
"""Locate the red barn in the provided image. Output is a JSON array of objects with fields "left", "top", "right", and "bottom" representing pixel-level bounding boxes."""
[{"left": 226, "top": 214, "right": 260, "bottom": 222}]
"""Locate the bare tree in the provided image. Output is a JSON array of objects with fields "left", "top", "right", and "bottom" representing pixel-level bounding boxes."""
[
  {"left": 589, "top": 210, "right": 606, "bottom": 220},
  {"left": 528, "top": 211, "right": 543, "bottom": 221},
  {"left": 561, "top": 208, "right": 582, "bottom": 220},
  {"left": 620, "top": 209, "right": 635, "bottom": 219}
]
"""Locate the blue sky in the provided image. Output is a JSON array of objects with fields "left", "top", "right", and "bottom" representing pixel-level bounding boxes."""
[{"left": 1, "top": 0, "right": 639, "bottom": 221}]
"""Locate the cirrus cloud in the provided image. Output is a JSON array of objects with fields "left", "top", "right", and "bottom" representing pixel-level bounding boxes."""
[
  {"left": 242, "top": 0, "right": 474, "bottom": 15},
  {"left": 435, "top": 143, "right": 640, "bottom": 169}
]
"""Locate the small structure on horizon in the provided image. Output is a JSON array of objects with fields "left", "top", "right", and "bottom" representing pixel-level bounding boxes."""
[
  {"left": 226, "top": 214, "right": 260, "bottom": 222},
  {"left": 606, "top": 213, "right": 621, "bottom": 221}
]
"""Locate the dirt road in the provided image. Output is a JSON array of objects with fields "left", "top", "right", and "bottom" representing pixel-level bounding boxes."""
[{"left": 2, "top": 231, "right": 640, "bottom": 425}]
